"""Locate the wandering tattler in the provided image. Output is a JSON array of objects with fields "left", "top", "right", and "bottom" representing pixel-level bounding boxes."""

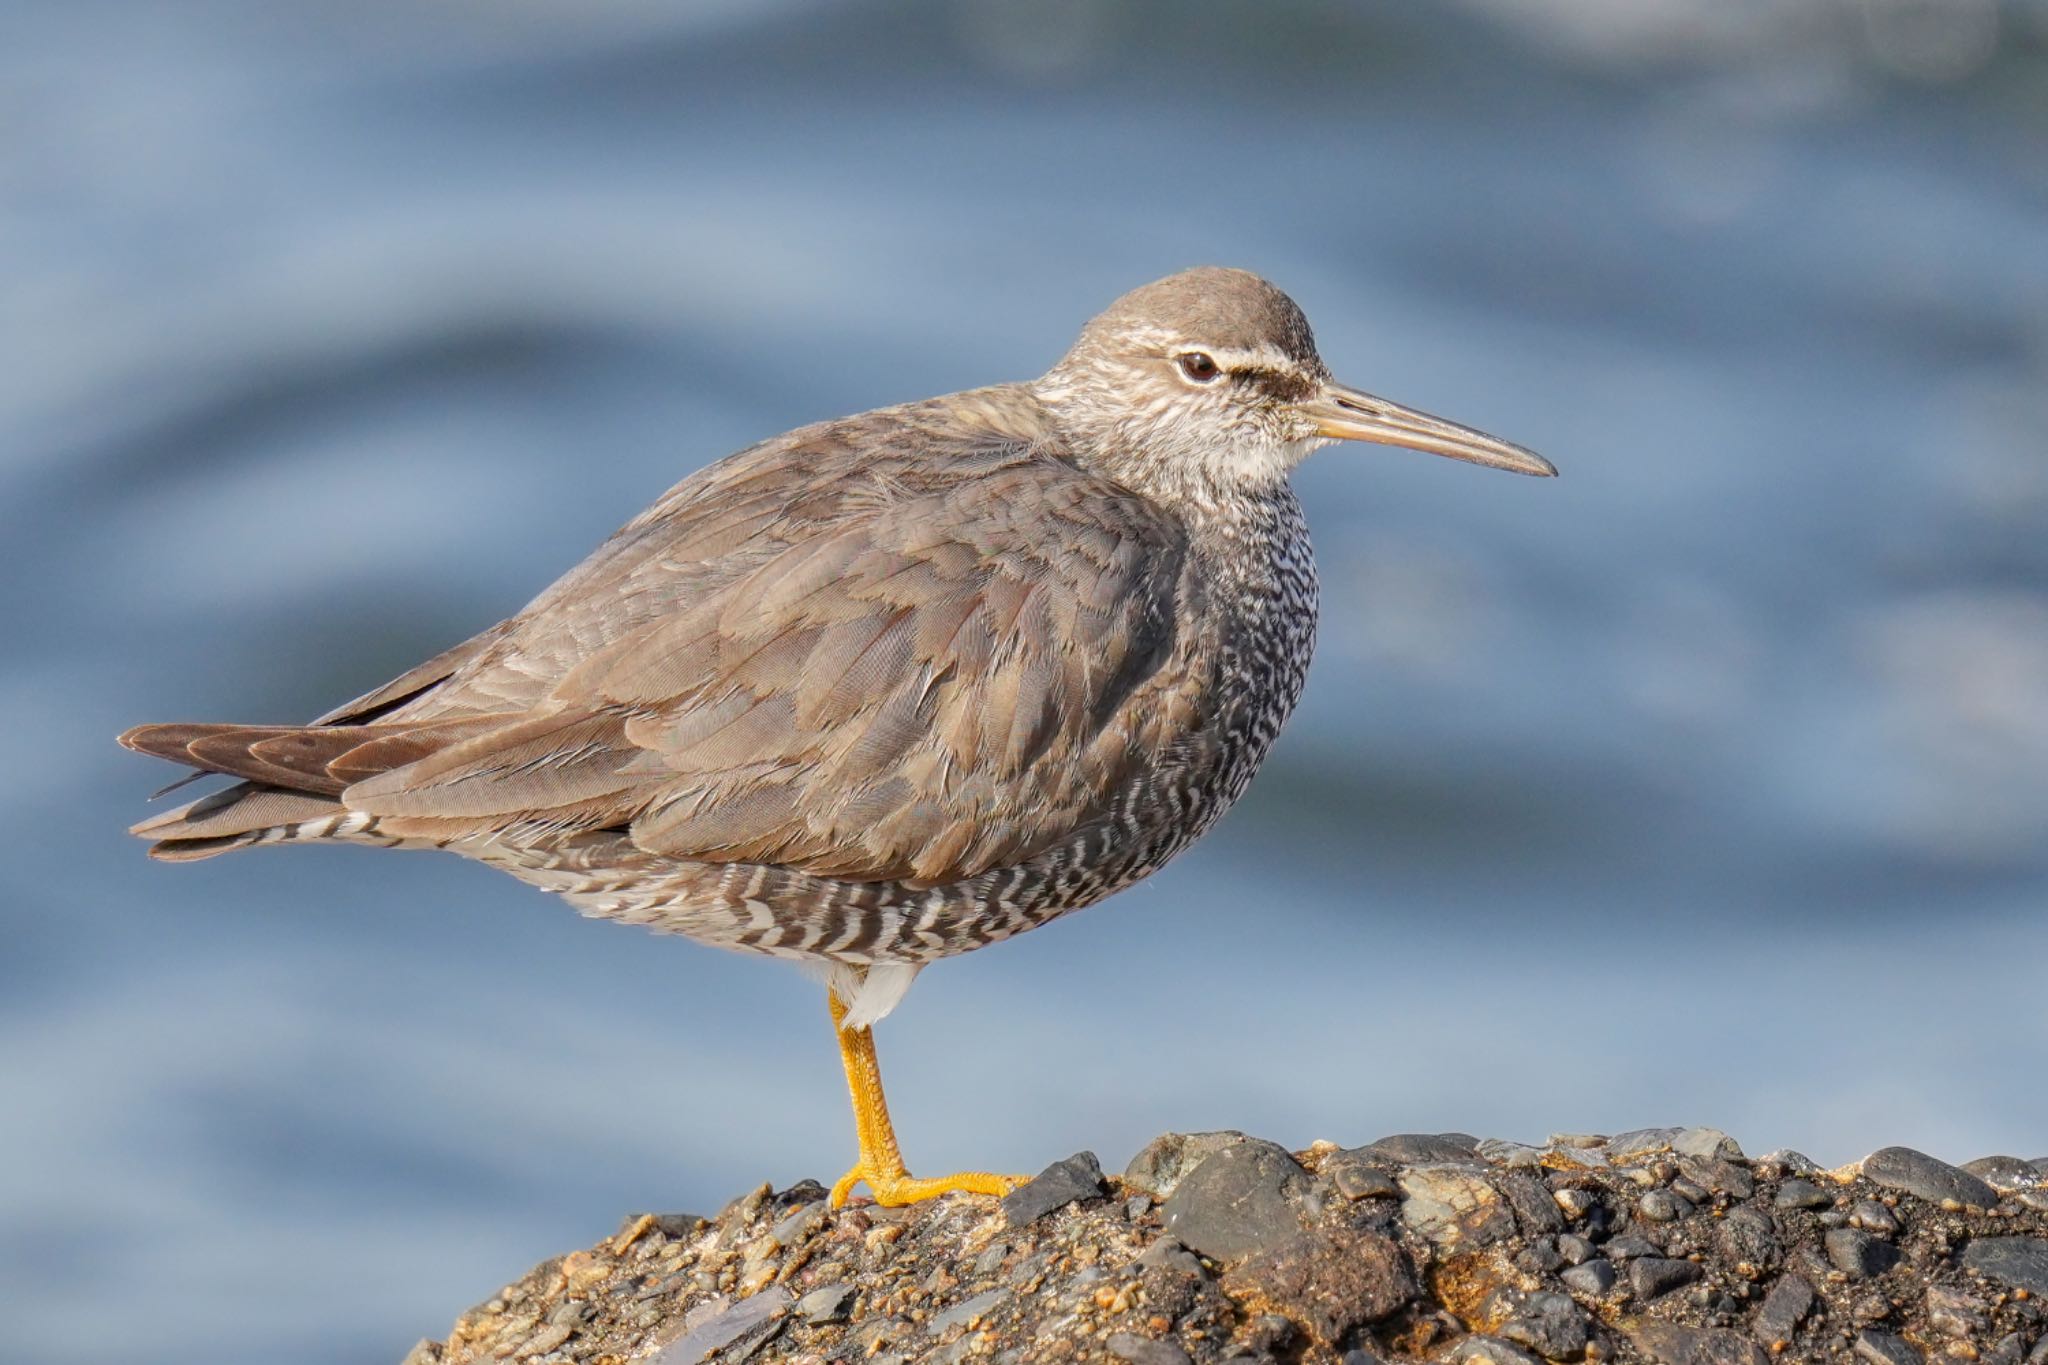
[{"left": 122, "top": 267, "right": 1554, "bottom": 1206}]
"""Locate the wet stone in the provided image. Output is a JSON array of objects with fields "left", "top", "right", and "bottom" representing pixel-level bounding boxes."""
[
  {"left": 1631, "top": 1256, "right": 1703, "bottom": 1300},
  {"left": 1162, "top": 1140, "right": 1306, "bottom": 1263},
  {"left": 1854, "top": 1328, "right": 1924, "bottom": 1365},
  {"left": 1753, "top": 1273, "right": 1815, "bottom": 1348},
  {"left": 1560, "top": 1258, "right": 1617, "bottom": 1297},
  {"left": 1775, "top": 1179, "right": 1834, "bottom": 1211},
  {"left": 1960, "top": 1236, "right": 2048, "bottom": 1296},
  {"left": 1861, "top": 1146, "right": 1999, "bottom": 1211},
  {"left": 1002, "top": 1151, "right": 1105, "bottom": 1227}
]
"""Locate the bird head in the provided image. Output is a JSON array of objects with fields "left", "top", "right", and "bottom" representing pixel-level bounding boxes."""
[{"left": 1035, "top": 266, "right": 1555, "bottom": 501}]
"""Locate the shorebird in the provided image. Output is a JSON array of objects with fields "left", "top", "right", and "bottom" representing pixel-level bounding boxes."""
[{"left": 122, "top": 267, "right": 1553, "bottom": 1206}]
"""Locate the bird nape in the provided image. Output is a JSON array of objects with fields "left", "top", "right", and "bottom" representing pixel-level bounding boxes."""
[{"left": 121, "top": 266, "right": 1554, "bottom": 1207}]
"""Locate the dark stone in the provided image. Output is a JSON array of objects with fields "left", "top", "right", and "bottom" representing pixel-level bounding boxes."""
[
  {"left": 651, "top": 1212, "right": 707, "bottom": 1237},
  {"left": 1557, "top": 1233, "right": 1597, "bottom": 1265},
  {"left": 1963, "top": 1156, "right": 2041, "bottom": 1192},
  {"left": 1560, "top": 1259, "right": 1616, "bottom": 1297},
  {"left": 1605, "top": 1233, "right": 1661, "bottom": 1260},
  {"left": 1640, "top": 1190, "right": 1695, "bottom": 1223},
  {"left": 651, "top": 1286, "right": 788, "bottom": 1363},
  {"left": 1162, "top": 1141, "right": 1306, "bottom": 1263},
  {"left": 1123, "top": 1131, "right": 1251, "bottom": 1200},
  {"left": 1136, "top": 1236, "right": 1205, "bottom": 1277},
  {"left": 1499, "top": 1172, "right": 1567, "bottom": 1234},
  {"left": 928, "top": 1288, "right": 1010, "bottom": 1336},
  {"left": 1861, "top": 1147, "right": 1999, "bottom": 1211},
  {"left": 1001, "top": 1151, "right": 1105, "bottom": 1226},
  {"left": 1752, "top": 1273, "right": 1815, "bottom": 1349},
  {"left": 1631, "top": 1320, "right": 1769, "bottom": 1365},
  {"left": 1106, "top": 1333, "right": 1191, "bottom": 1365},
  {"left": 1925, "top": 1285, "right": 1990, "bottom": 1338},
  {"left": 1854, "top": 1329, "right": 1924, "bottom": 1365},
  {"left": 1775, "top": 1179, "right": 1833, "bottom": 1210},
  {"left": 1223, "top": 1228, "right": 1414, "bottom": 1342},
  {"left": 1448, "top": 1337, "right": 1543, "bottom": 1365},
  {"left": 1498, "top": 1290, "right": 1590, "bottom": 1361},
  {"left": 1680, "top": 1155, "right": 1756, "bottom": 1200},
  {"left": 1321, "top": 1150, "right": 1399, "bottom": 1201},
  {"left": 1827, "top": 1227, "right": 1899, "bottom": 1279},
  {"left": 1717, "top": 1205, "right": 1780, "bottom": 1272},
  {"left": 1515, "top": 1238, "right": 1566, "bottom": 1275},
  {"left": 1850, "top": 1199, "right": 1900, "bottom": 1235},
  {"left": 1631, "top": 1256, "right": 1703, "bottom": 1300},
  {"left": 1359, "top": 1131, "right": 1480, "bottom": 1164},
  {"left": 1960, "top": 1236, "right": 2048, "bottom": 1296}
]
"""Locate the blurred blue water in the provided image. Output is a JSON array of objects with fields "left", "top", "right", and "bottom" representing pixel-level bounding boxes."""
[{"left": 3, "top": 2, "right": 2046, "bottom": 1361}]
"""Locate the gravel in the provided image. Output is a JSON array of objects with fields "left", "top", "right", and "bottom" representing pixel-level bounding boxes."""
[{"left": 400, "top": 1127, "right": 2048, "bottom": 1365}]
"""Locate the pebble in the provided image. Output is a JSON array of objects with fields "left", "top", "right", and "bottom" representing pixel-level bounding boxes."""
[
  {"left": 650, "top": 1286, "right": 788, "bottom": 1364},
  {"left": 1557, "top": 1233, "right": 1597, "bottom": 1265},
  {"left": 1122, "top": 1131, "right": 1251, "bottom": 1200},
  {"left": 1631, "top": 1319, "right": 1769, "bottom": 1365},
  {"left": 1604, "top": 1232, "right": 1662, "bottom": 1261},
  {"left": 1717, "top": 1205, "right": 1780, "bottom": 1272},
  {"left": 1498, "top": 1290, "right": 1589, "bottom": 1361},
  {"left": 1861, "top": 1146, "right": 2000, "bottom": 1211},
  {"left": 1498, "top": 1172, "right": 1566, "bottom": 1234},
  {"left": 1476, "top": 1138, "right": 1547, "bottom": 1170},
  {"left": 796, "top": 1283, "right": 852, "bottom": 1324},
  {"left": 1775, "top": 1178, "right": 1834, "bottom": 1210},
  {"left": 1320, "top": 1151, "right": 1399, "bottom": 1201},
  {"left": 1673, "top": 1128, "right": 1746, "bottom": 1162},
  {"left": 1001, "top": 1151, "right": 1105, "bottom": 1227},
  {"left": 1162, "top": 1140, "right": 1306, "bottom": 1262},
  {"left": 927, "top": 1289, "right": 1010, "bottom": 1337},
  {"left": 1448, "top": 1336, "right": 1544, "bottom": 1365},
  {"left": 1960, "top": 1235, "right": 2048, "bottom": 1296},
  {"left": 1135, "top": 1236, "right": 1205, "bottom": 1277},
  {"left": 1639, "top": 1189, "right": 1694, "bottom": 1223},
  {"left": 1753, "top": 1273, "right": 1815, "bottom": 1348},
  {"left": 1105, "top": 1333, "right": 1191, "bottom": 1365},
  {"left": 1631, "top": 1256, "right": 1704, "bottom": 1300},
  {"left": 1826, "top": 1227, "right": 1900, "bottom": 1279},
  {"left": 1853, "top": 1328, "right": 1924, "bottom": 1365},
  {"left": 1757, "top": 1150, "right": 1823, "bottom": 1178},
  {"left": 1680, "top": 1155, "right": 1756, "bottom": 1200},
  {"left": 1553, "top": 1187, "right": 1596, "bottom": 1221},
  {"left": 1850, "top": 1199, "right": 1900, "bottom": 1235},
  {"left": 1925, "top": 1285, "right": 1990, "bottom": 1338},
  {"left": 1608, "top": 1128, "right": 1683, "bottom": 1161},
  {"left": 1560, "top": 1259, "right": 1617, "bottom": 1297}
]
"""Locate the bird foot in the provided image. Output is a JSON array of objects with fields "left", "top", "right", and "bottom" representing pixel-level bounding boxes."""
[{"left": 829, "top": 1163, "right": 1020, "bottom": 1208}]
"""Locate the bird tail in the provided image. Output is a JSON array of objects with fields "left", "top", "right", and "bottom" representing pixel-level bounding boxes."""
[{"left": 118, "top": 716, "right": 494, "bottom": 860}]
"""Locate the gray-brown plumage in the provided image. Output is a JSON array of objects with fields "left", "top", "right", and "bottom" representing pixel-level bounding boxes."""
[{"left": 123, "top": 266, "right": 1552, "bottom": 1030}]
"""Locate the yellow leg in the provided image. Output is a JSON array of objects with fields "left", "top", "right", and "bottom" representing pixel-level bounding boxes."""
[{"left": 826, "top": 988, "right": 1021, "bottom": 1208}]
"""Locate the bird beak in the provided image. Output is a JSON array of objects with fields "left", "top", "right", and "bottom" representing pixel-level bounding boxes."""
[{"left": 1303, "top": 380, "right": 1557, "bottom": 477}]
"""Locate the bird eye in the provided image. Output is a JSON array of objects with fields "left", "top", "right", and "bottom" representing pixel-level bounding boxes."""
[{"left": 1175, "top": 351, "right": 1222, "bottom": 383}]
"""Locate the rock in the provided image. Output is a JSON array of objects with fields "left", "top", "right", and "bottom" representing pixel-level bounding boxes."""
[
  {"left": 1498, "top": 1172, "right": 1566, "bottom": 1234},
  {"left": 1497, "top": 1291, "right": 1589, "bottom": 1361},
  {"left": 1853, "top": 1328, "right": 1924, "bottom": 1364},
  {"left": 1605, "top": 1232, "right": 1661, "bottom": 1261},
  {"left": 1560, "top": 1258, "right": 1617, "bottom": 1297},
  {"left": 651, "top": 1287, "right": 788, "bottom": 1363},
  {"left": 1960, "top": 1236, "right": 2048, "bottom": 1296},
  {"left": 1123, "top": 1131, "right": 1252, "bottom": 1200},
  {"left": 1320, "top": 1150, "right": 1399, "bottom": 1201},
  {"left": 1001, "top": 1151, "right": 1105, "bottom": 1226},
  {"left": 1556, "top": 1233, "right": 1597, "bottom": 1265},
  {"left": 1925, "top": 1285, "right": 1990, "bottom": 1338},
  {"left": 1639, "top": 1189, "right": 1694, "bottom": 1222},
  {"left": 1679, "top": 1155, "right": 1756, "bottom": 1199},
  {"left": 928, "top": 1288, "right": 1009, "bottom": 1336},
  {"left": 1631, "top": 1256, "right": 1704, "bottom": 1300},
  {"left": 1826, "top": 1227, "right": 1900, "bottom": 1279},
  {"left": 1753, "top": 1273, "right": 1815, "bottom": 1349},
  {"left": 1447, "top": 1337, "right": 1544, "bottom": 1365},
  {"left": 1850, "top": 1199, "right": 1900, "bottom": 1235},
  {"left": 1360, "top": 1131, "right": 1481, "bottom": 1164},
  {"left": 1718, "top": 1205, "right": 1781, "bottom": 1273},
  {"left": 1223, "top": 1228, "right": 1413, "bottom": 1344},
  {"left": 1674, "top": 1128, "right": 1746, "bottom": 1162},
  {"left": 795, "top": 1284, "right": 851, "bottom": 1325},
  {"left": 1106, "top": 1333, "right": 1192, "bottom": 1365},
  {"left": 1631, "top": 1320, "right": 1769, "bottom": 1365},
  {"left": 1861, "top": 1147, "right": 1999, "bottom": 1211},
  {"left": 1775, "top": 1179, "right": 1833, "bottom": 1210},
  {"left": 1964, "top": 1156, "right": 2043, "bottom": 1192},
  {"left": 1398, "top": 1164, "right": 1515, "bottom": 1246},
  {"left": 1162, "top": 1140, "right": 1306, "bottom": 1262},
  {"left": 1609, "top": 1128, "right": 1684, "bottom": 1161}
]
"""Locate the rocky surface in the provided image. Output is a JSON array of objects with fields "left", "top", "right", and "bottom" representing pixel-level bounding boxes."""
[{"left": 403, "top": 1130, "right": 2048, "bottom": 1365}]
